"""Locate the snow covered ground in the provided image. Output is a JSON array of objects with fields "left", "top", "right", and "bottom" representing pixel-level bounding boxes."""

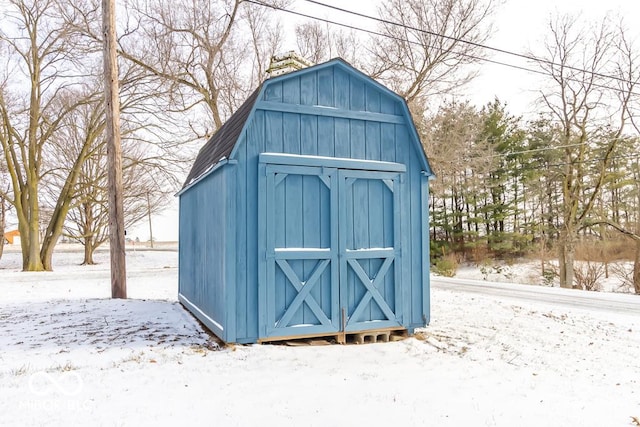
[
  {"left": 1, "top": 248, "right": 639, "bottom": 426},
  {"left": 454, "top": 259, "right": 637, "bottom": 293}
]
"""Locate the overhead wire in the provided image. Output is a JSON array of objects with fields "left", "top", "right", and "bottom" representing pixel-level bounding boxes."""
[
  {"left": 246, "top": 0, "right": 640, "bottom": 96},
  {"left": 246, "top": 0, "right": 640, "bottom": 165},
  {"left": 300, "top": 0, "right": 634, "bottom": 86}
]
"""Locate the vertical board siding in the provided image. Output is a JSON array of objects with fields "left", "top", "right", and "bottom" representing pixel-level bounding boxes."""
[
  {"left": 282, "top": 76, "right": 300, "bottom": 104},
  {"left": 380, "top": 123, "right": 396, "bottom": 163},
  {"left": 365, "top": 122, "right": 381, "bottom": 161},
  {"left": 235, "top": 132, "right": 248, "bottom": 340},
  {"left": 366, "top": 85, "right": 381, "bottom": 114},
  {"left": 317, "top": 117, "right": 335, "bottom": 157},
  {"left": 349, "top": 75, "right": 365, "bottom": 111},
  {"left": 265, "top": 111, "right": 283, "bottom": 152},
  {"left": 264, "top": 81, "right": 282, "bottom": 102},
  {"left": 317, "top": 67, "right": 334, "bottom": 107},
  {"left": 368, "top": 180, "right": 384, "bottom": 320},
  {"left": 300, "top": 115, "right": 318, "bottom": 155},
  {"left": 350, "top": 120, "right": 365, "bottom": 159},
  {"left": 334, "top": 68, "right": 350, "bottom": 109},
  {"left": 283, "top": 113, "right": 301, "bottom": 154},
  {"left": 334, "top": 119, "right": 350, "bottom": 158},
  {"left": 178, "top": 170, "right": 227, "bottom": 337},
  {"left": 380, "top": 95, "right": 396, "bottom": 115},
  {"left": 300, "top": 72, "right": 317, "bottom": 106}
]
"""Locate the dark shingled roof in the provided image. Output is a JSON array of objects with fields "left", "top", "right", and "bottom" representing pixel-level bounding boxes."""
[{"left": 183, "top": 86, "right": 262, "bottom": 188}]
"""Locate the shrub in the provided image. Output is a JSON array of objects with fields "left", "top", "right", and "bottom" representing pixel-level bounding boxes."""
[
  {"left": 573, "top": 261, "right": 605, "bottom": 291},
  {"left": 609, "top": 262, "right": 635, "bottom": 293},
  {"left": 541, "top": 268, "right": 557, "bottom": 287},
  {"left": 433, "top": 255, "right": 459, "bottom": 277}
]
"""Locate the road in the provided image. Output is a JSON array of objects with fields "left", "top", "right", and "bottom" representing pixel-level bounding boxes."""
[{"left": 432, "top": 276, "right": 640, "bottom": 317}]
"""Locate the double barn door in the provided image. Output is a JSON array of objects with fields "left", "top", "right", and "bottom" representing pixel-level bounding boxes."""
[{"left": 258, "top": 154, "right": 405, "bottom": 341}]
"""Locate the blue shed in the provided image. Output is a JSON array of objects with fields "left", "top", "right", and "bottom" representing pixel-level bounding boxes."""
[{"left": 178, "top": 58, "right": 434, "bottom": 344}]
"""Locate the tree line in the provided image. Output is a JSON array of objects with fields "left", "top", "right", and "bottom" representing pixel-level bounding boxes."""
[
  {"left": 422, "top": 15, "right": 640, "bottom": 293},
  {"left": 0, "top": 0, "right": 638, "bottom": 293}
]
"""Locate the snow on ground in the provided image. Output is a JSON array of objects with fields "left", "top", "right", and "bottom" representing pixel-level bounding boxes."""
[
  {"left": 454, "top": 259, "right": 637, "bottom": 293},
  {"left": 1, "top": 248, "right": 639, "bottom": 426}
]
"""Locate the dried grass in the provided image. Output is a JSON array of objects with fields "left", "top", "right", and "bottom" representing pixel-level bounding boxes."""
[{"left": 575, "top": 239, "right": 635, "bottom": 262}]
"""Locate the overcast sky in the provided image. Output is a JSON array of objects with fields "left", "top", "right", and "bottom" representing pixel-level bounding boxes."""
[
  {"left": 150, "top": 0, "right": 640, "bottom": 242},
  {"left": 287, "top": 0, "right": 640, "bottom": 116}
]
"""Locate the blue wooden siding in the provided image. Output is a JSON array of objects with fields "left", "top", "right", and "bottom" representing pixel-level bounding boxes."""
[
  {"left": 180, "top": 61, "right": 431, "bottom": 343},
  {"left": 178, "top": 167, "right": 230, "bottom": 340}
]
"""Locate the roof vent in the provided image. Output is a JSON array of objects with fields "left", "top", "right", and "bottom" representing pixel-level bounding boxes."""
[{"left": 266, "top": 51, "right": 313, "bottom": 78}]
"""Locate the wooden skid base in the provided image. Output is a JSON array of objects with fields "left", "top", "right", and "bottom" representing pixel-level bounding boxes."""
[{"left": 259, "top": 328, "right": 409, "bottom": 346}]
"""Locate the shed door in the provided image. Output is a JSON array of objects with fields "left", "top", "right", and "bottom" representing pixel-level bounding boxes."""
[
  {"left": 260, "top": 157, "right": 403, "bottom": 340},
  {"left": 339, "top": 170, "right": 403, "bottom": 332},
  {"left": 261, "top": 164, "right": 341, "bottom": 339}
]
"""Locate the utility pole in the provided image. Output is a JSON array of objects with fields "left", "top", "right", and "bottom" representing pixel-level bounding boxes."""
[{"left": 103, "top": 0, "right": 127, "bottom": 298}]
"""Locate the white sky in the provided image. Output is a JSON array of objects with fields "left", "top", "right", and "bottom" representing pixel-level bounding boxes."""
[
  {"left": 124, "top": 0, "right": 640, "bottom": 242},
  {"left": 285, "top": 0, "right": 640, "bottom": 115}
]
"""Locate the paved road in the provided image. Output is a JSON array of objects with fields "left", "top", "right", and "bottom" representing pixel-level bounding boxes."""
[{"left": 432, "top": 276, "right": 640, "bottom": 317}]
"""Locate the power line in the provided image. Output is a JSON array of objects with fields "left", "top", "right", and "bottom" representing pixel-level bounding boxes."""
[
  {"left": 531, "top": 152, "right": 640, "bottom": 170},
  {"left": 485, "top": 142, "right": 587, "bottom": 158},
  {"left": 246, "top": 0, "right": 533, "bottom": 74},
  {"left": 247, "top": 0, "right": 640, "bottom": 96},
  {"left": 246, "top": 0, "right": 640, "bottom": 167},
  {"left": 301, "top": 0, "right": 635, "bottom": 86},
  {"left": 465, "top": 149, "right": 639, "bottom": 168}
]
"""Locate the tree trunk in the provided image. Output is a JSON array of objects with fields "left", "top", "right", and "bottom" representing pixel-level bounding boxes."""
[
  {"left": 82, "top": 203, "right": 96, "bottom": 265},
  {"left": 0, "top": 197, "right": 5, "bottom": 260},
  {"left": 40, "top": 195, "right": 77, "bottom": 271},
  {"left": 83, "top": 235, "right": 95, "bottom": 265},
  {"left": 558, "top": 229, "right": 576, "bottom": 289},
  {"left": 634, "top": 240, "right": 640, "bottom": 294},
  {"left": 25, "top": 180, "right": 44, "bottom": 271}
]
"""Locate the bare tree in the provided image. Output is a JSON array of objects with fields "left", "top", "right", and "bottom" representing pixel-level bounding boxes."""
[
  {"left": 619, "top": 26, "right": 640, "bottom": 294},
  {"left": 0, "top": 0, "right": 98, "bottom": 271},
  {"left": 39, "top": 62, "right": 179, "bottom": 265},
  {"left": 63, "top": 137, "right": 174, "bottom": 265},
  {"left": 243, "top": 2, "right": 286, "bottom": 85},
  {"left": 368, "top": 0, "right": 497, "bottom": 110},
  {"left": 69, "top": 0, "right": 287, "bottom": 138},
  {"left": 295, "top": 21, "right": 364, "bottom": 67},
  {"left": 295, "top": 22, "right": 330, "bottom": 64},
  {"left": 534, "top": 14, "right": 636, "bottom": 288}
]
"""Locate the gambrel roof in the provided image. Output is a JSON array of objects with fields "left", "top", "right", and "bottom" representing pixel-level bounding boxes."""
[{"left": 183, "top": 87, "right": 261, "bottom": 188}]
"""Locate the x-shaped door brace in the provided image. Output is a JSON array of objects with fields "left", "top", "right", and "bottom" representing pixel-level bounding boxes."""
[
  {"left": 346, "top": 257, "right": 396, "bottom": 323},
  {"left": 274, "top": 259, "right": 331, "bottom": 328}
]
